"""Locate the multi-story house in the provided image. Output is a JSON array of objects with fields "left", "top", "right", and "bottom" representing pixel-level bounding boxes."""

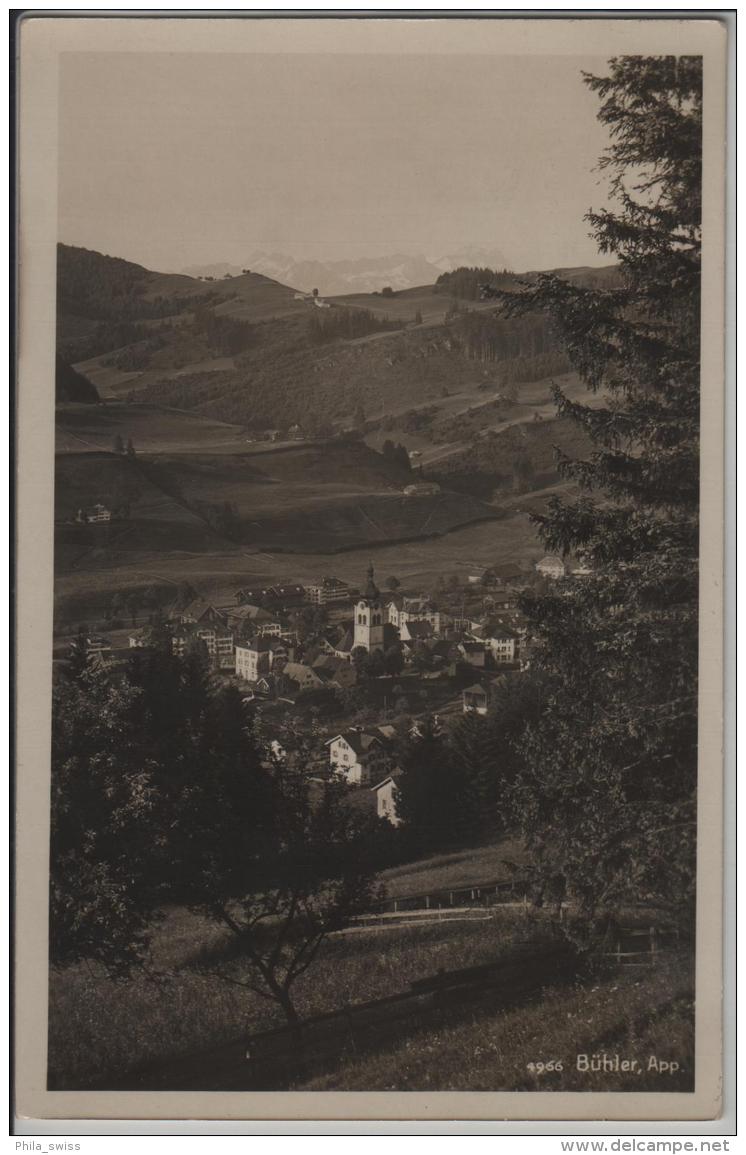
[
  {"left": 305, "top": 577, "right": 352, "bottom": 606},
  {"left": 235, "top": 637, "right": 273, "bottom": 683},
  {"left": 171, "top": 626, "right": 234, "bottom": 668},
  {"left": 326, "top": 726, "right": 395, "bottom": 787},
  {"left": 484, "top": 626, "right": 518, "bottom": 665},
  {"left": 399, "top": 597, "right": 444, "bottom": 636},
  {"left": 257, "top": 621, "right": 284, "bottom": 637}
]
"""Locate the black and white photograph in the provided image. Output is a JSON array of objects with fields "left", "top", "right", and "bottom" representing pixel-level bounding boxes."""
[{"left": 14, "top": 14, "right": 728, "bottom": 1123}]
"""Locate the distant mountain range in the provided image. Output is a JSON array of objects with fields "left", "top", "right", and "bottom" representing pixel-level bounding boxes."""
[{"left": 181, "top": 246, "right": 511, "bottom": 296}]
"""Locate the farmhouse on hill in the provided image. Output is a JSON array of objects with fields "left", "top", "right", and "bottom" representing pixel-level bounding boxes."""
[
  {"left": 403, "top": 481, "right": 441, "bottom": 496},
  {"left": 76, "top": 503, "right": 112, "bottom": 524},
  {"left": 535, "top": 554, "right": 567, "bottom": 579}
]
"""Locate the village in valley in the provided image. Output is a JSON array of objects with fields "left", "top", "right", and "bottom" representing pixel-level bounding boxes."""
[
  {"left": 65, "top": 550, "right": 581, "bottom": 828},
  {"left": 41, "top": 38, "right": 704, "bottom": 1099}
]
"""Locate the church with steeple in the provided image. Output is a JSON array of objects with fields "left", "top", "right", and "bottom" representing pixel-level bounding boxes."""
[{"left": 353, "top": 565, "right": 385, "bottom": 654}]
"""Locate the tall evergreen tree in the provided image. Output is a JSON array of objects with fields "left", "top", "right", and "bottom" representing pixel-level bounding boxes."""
[
  {"left": 485, "top": 56, "right": 702, "bottom": 923},
  {"left": 395, "top": 717, "right": 465, "bottom": 851}
]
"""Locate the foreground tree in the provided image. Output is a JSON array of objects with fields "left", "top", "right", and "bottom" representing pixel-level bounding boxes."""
[
  {"left": 485, "top": 57, "right": 702, "bottom": 924},
  {"left": 188, "top": 773, "right": 380, "bottom": 1028},
  {"left": 50, "top": 669, "right": 160, "bottom": 975},
  {"left": 50, "top": 651, "right": 380, "bottom": 1023}
]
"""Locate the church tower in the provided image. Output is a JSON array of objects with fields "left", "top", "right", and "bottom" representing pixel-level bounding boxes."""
[{"left": 353, "top": 565, "right": 385, "bottom": 654}]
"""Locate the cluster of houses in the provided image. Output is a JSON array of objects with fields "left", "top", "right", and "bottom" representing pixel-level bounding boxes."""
[{"left": 69, "top": 552, "right": 584, "bottom": 824}]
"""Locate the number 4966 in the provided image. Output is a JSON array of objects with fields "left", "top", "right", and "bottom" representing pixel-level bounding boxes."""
[{"left": 527, "top": 1060, "right": 563, "bottom": 1074}]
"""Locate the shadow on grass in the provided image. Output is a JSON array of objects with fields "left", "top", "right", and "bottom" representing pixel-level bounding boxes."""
[{"left": 81, "top": 933, "right": 583, "bottom": 1092}]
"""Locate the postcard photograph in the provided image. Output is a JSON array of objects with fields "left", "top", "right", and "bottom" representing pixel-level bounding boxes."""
[{"left": 15, "top": 16, "right": 727, "bottom": 1123}]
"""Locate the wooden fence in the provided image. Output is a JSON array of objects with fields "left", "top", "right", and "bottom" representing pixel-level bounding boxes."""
[
  {"left": 369, "top": 877, "right": 527, "bottom": 915},
  {"left": 602, "top": 925, "right": 680, "bottom": 966}
]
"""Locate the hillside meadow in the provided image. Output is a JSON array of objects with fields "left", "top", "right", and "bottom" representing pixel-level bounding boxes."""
[
  {"left": 47, "top": 835, "right": 529, "bottom": 1088},
  {"left": 301, "top": 957, "right": 694, "bottom": 1093},
  {"left": 55, "top": 402, "right": 248, "bottom": 455},
  {"left": 48, "top": 822, "right": 694, "bottom": 1095},
  {"left": 52, "top": 506, "right": 544, "bottom": 625}
]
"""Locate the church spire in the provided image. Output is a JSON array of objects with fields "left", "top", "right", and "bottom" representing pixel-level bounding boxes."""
[{"left": 364, "top": 563, "right": 380, "bottom": 601}]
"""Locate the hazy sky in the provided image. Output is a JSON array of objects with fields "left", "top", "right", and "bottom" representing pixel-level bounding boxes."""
[{"left": 58, "top": 51, "right": 613, "bottom": 273}]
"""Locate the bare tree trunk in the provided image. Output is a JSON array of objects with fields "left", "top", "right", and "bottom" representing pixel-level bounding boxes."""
[{"left": 276, "top": 985, "right": 302, "bottom": 1039}]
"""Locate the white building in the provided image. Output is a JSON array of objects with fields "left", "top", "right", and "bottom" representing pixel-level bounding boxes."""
[
  {"left": 235, "top": 638, "right": 273, "bottom": 683},
  {"left": 387, "top": 596, "right": 443, "bottom": 636},
  {"left": 326, "top": 727, "right": 394, "bottom": 787},
  {"left": 77, "top": 503, "right": 112, "bottom": 524},
  {"left": 305, "top": 577, "right": 352, "bottom": 606},
  {"left": 257, "top": 621, "right": 284, "bottom": 637},
  {"left": 484, "top": 627, "right": 518, "bottom": 665},
  {"left": 535, "top": 555, "right": 567, "bottom": 579},
  {"left": 371, "top": 771, "right": 402, "bottom": 826}
]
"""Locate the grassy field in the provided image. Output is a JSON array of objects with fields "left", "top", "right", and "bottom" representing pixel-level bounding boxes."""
[
  {"left": 47, "top": 822, "right": 694, "bottom": 1093},
  {"left": 55, "top": 403, "right": 249, "bottom": 454},
  {"left": 52, "top": 505, "right": 544, "bottom": 626},
  {"left": 48, "top": 903, "right": 549, "bottom": 1090},
  {"left": 379, "top": 839, "right": 529, "bottom": 899},
  {"left": 53, "top": 438, "right": 501, "bottom": 597},
  {"left": 327, "top": 285, "right": 507, "bottom": 326},
  {"left": 52, "top": 355, "right": 585, "bottom": 623},
  {"left": 48, "top": 898, "right": 694, "bottom": 1093},
  {"left": 301, "top": 957, "right": 694, "bottom": 1093},
  {"left": 52, "top": 503, "right": 544, "bottom": 626}
]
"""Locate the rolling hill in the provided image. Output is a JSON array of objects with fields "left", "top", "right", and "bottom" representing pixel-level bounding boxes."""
[
  {"left": 54, "top": 430, "right": 498, "bottom": 582},
  {"left": 57, "top": 244, "right": 613, "bottom": 431},
  {"left": 57, "top": 244, "right": 311, "bottom": 367},
  {"left": 53, "top": 245, "right": 611, "bottom": 622}
]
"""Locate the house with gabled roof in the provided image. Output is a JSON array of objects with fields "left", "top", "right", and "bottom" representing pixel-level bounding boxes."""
[
  {"left": 175, "top": 598, "right": 226, "bottom": 627},
  {"left": 535, "top": 555, "right": 566, "bottom": 580},
  {"left": 332, "top": 627, "right": 356, "bottom": 661},
  {"left": 370, "top": 768, "right": 403, "bottom": 825},
  {"left": 399, "top": 618, "right": 434, "bottom": 644},
  {"left": 326, "top": 726, "right": 395, "bottom": 786},
  {"left": 458, "top": 640, "right": 488, "bottom": 668},
  {"left": 280, "top": 661, "right": 325, "bottom": 694},
  {"left": 311, "top": 653, "right": 357, "bottom": 689}
]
